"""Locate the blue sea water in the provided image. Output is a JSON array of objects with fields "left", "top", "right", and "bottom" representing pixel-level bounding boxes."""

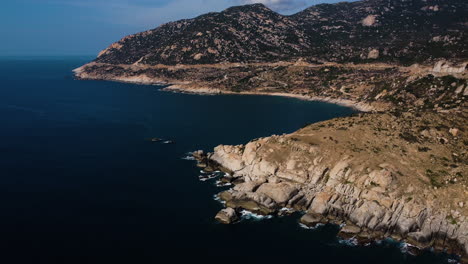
[{"left": 0, "top": 57, "right": 457, "bottom": 263}]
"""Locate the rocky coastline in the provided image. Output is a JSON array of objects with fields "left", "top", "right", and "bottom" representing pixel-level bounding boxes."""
[
  {"left": 74, "top": 56, "right": 468, "bottom": 263},
  {"left": 73, "top": 0, "right": 468, "bottom": 260},
  {"left": 191, "top": 110, "right": 467, "bottom": 261},
  {"left": 74, "top": 60, "right": 467, "bottom": 114}
]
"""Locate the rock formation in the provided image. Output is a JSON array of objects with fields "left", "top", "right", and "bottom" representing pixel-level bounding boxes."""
[{"left": 196, "top": 111, "right": 468, "bottom": 260}]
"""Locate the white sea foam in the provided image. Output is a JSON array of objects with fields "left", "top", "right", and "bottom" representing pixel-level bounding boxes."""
[
  {"left": 279, "top": 207, "right": 293, "bottom": 213},
  {"left": 399, "top": 241, "right": 409, "bottom": 253},
  {"left": 198, "top": 173, "right": 218, "bottom": 181},
  {"left": 215, "top": 181, "right": 232, "bottom": 187},
  {"left": 299, "top": 223, "right": 314, "bottom": 230},
  {"left": 339, "top": 237, "right": 359, "bottom": 246},
  {"left": 240, "top": 210, "right": 273, "bottom": 221},
  {"left": 213, "top": 195, "right": 226, "bottom": 205},
  {"left": 278, "top": 207, "right": 294, "bottom": 216},
  {"left": 299, "top": 223, "right": 324, "bottom": 230},
  {"left": 399, "top": 241, "right": 421, "bottom": 256},
  {"left": 181, "top": 155, "right": 196, "bottom": 161}
]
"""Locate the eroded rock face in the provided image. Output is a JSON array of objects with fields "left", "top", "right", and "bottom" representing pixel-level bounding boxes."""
[{"left": 197, "top": 111, "right": 468, "bottom": 258}]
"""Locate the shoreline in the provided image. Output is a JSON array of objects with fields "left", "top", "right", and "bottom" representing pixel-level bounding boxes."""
[
  {"left": 163, "top": 85, "right": 375, "bottom": 112},
  {"left": 72, "top": 67, "right": 377, "bottom": 113},
  {"left": 195, "top": 147, "right": 468, "bottom": 261}
]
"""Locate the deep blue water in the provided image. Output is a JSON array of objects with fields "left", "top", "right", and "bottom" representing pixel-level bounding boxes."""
[{"left": 0, "top": 57, "right": 457, "bottom": 263}]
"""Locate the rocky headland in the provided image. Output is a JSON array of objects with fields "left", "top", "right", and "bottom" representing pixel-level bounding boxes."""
[
  {"left": 193, "top": 111, "right": 467, "bottom": 259},
  {"left": 74, "top": 0, "right": 468, "bottom": 260}
]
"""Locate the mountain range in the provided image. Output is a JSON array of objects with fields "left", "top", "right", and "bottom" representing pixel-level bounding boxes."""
[{"left": 94, "top": 0, "right": 467, "bottom": 66}]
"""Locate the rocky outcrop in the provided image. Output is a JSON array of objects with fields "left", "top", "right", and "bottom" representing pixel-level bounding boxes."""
[
  {"left": 215, "top": 208, "right": 239, "bottom": 224},
  {"left": 433, "top": 61, "right": 468, "bottom": 74},
  {"left": 256, "top": 182, "right": 299, "bottom": 204},
  {"left": 197, "top": 111, "right": 468, "bottom": 259}
]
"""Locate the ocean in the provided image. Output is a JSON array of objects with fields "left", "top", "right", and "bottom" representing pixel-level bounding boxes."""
[{"left": 0, "top": 57, "right": 456, "bottom": 263}]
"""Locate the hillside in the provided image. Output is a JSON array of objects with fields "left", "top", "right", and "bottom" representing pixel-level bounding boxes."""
[{"left": 92, "top": 0, "right": 468, "bottom": 65}]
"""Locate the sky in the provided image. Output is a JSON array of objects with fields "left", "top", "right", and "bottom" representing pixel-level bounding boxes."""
[{"left": 0, "top": 0, "right": 348, "bottom": 56}]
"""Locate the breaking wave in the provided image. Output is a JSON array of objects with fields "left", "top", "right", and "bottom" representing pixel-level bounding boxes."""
[{"left": 240, "top": 210, "right": 273, "bottom": 221}]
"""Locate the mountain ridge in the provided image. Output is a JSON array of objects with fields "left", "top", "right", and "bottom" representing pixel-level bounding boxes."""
[{"left": 93, "top": 0, "right": 467, "bottom": 66}]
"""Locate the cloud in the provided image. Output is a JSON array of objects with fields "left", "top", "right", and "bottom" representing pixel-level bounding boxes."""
[{"left": 236, "top": 0, "right": 307, "bottom": 11}]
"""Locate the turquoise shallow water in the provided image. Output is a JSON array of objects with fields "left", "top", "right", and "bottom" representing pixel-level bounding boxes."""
[{"left": 0, "top": 57, "right": 458, "bottom": 263}]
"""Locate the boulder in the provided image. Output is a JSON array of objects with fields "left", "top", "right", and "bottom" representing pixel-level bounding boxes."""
[
  {"left": 256, "top": 182, "right": 298, "bottom": 204},
  {"left": 367, "top": 49, "right": 380, "bottom": 59},
  {"left": 300, "top": 212, "right": 325, "bottom": 227},
  {"left": 449, "top": 128, "right": 460, "bottom": 137},
  {"left": 233, "top": 181, "right": 263, "bottom": 192},
  {"left": 192, "top": 150, "right": 205, "bottom": 160},
  {"left": 362, "top": 15, "right": 377, "bottom": 26},
  {"left": 340, "top": 223, "right": 362, "bottom": 235},
  {"left": 215, "top": 208, "right": 239, "bottom": 224},
  {"left": 309, "top": 191, "right": 332, "bottom": 214},
  {"left": 225, "top": 199, "right": 274, "bottom": 215}
]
